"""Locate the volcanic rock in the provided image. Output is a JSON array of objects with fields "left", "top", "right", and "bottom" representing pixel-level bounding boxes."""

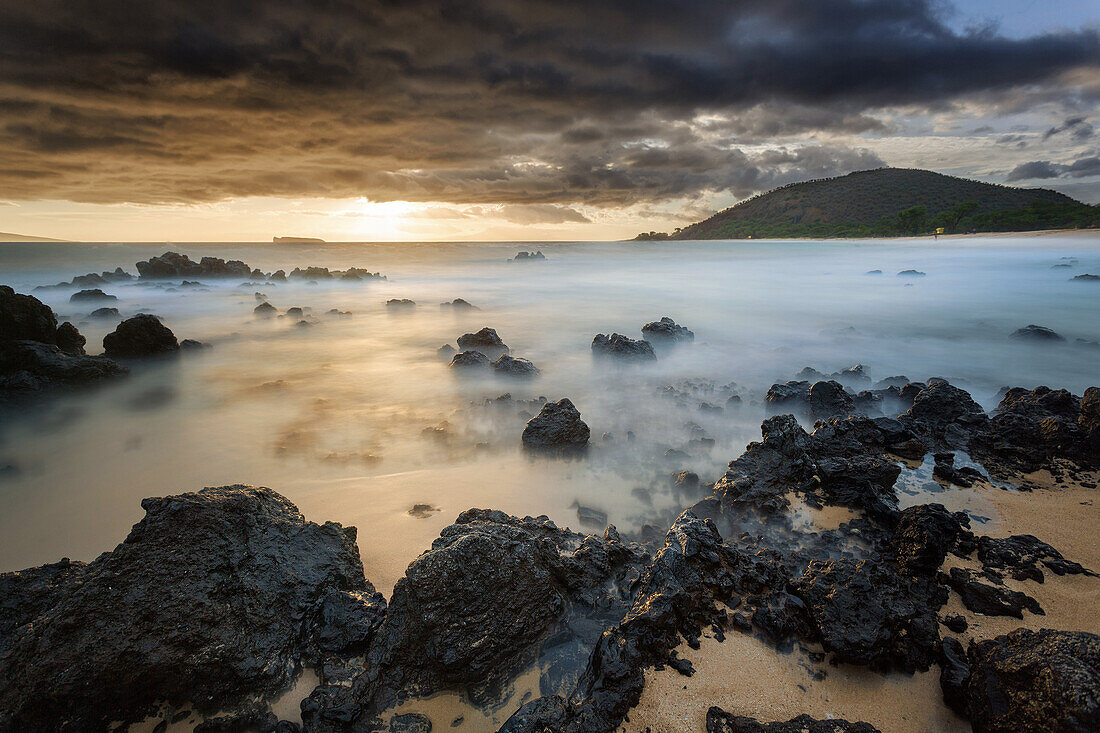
[
  {"left": 70, "top": 288, "right": 116, "bottom": 303},
  {"left": 449, "top": 350, "right": 490, "bottom": 370},
  {"left": 965, "top": 629, "right": 1100, "bottom": 732},
  {"left": 521, "top": 398, "right": 590, "bottom": 449},
  {"left": 0, "top": 485, "right": 375, "bottom": 730},
  {"left": 136, "top": 251, "right": 251, "bottom": 279},
  {"left": 1010, "top": 324, "right": 1065, "bottom": 341},
  {"left": 492, "top": 354, "right": 540, "bottom": 378},
  {"left": 641, "top": 317, "right": 694, "bottom": 344},
  {"left": 457, "top": 327, "right": 508, "bottom": 357},
  {"left": 706, "top": 707, "right": 881, "bottom": 732},
  {"left": 103, "top": 314, "right": 180, "bottom": 358}
]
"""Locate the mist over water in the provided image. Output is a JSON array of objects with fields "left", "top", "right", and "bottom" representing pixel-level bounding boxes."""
[{"left": 1, "top": 238, "right": 1098, "bottom": 593}]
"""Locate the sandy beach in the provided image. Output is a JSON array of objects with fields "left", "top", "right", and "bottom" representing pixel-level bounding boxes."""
[{"left": 629, "top": 470, "right": 1100, "bottom": 732}]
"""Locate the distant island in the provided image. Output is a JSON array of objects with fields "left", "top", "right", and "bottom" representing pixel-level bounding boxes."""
[
  {"left": 635, "top": 168, "right": 1100, "bottom": 240},
  {"left": 0, "top": 232, "right": 65, "bottom": 242},
  {"left": 273, "top": 236, "right": 326, "bottom": 244}
]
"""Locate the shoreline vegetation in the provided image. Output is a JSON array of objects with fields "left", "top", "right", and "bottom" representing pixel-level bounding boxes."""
[{"left": 634, "top": 167, "right": 1100, "bottom": 241}]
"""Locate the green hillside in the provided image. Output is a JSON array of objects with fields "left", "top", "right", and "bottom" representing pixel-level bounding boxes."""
[{"left": 636, "top": 168, "right": 1099, "bottom": 240}]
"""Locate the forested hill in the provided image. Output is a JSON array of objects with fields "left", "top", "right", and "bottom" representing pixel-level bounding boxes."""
[{"left": 635, "top": 168, "right": 1098, "bottom": 240}]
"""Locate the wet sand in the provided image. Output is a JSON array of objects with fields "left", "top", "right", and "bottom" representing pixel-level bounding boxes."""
[{"left": 629, "top": 471, "right": 1100, "bottom": 732}]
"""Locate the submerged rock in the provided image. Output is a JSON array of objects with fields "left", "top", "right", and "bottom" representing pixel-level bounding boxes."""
[
  {"left": 1010, "top": 324, "right": 1065, "bottom": 341},
  {"left": 965, "top": 628, "right": 1100, "bottom": 732},
  {"left": 70, "top": 288, "right": 117, "bottom": 303},
  {"left": 641, "top": 317, "right": 694, "bottom": 344},
  {"left": 449, "top": 350, "right": 490, "bottom": 370},
  {"left": 511, "top": 250, "right": 546, "bottom": 261},
  {"left": 103, "top": 314, "right": 179, "bottom": 358},
  {"left": 89, "top": 306, "right": 121, "bottom": 319},
  {"left": 591, "top": 333, "right": 656, "bottom": 362},
  {"left": 440, "top": 298, "right": 478, "bottom": 310},
  {"left": 522, "top": 398, "right": 590, "bottom": 449},
  {"left": 0, "top": 485, "right": 376, "bottom": 731},
  {"left": 457, "top": 327, "right": 508, "bottom": 357},
  {"left": 386, "top": 298, "right": 416, "bottom": 309},
  {"left": 1070, "top": 273, "right": 1099, "bottom": 281},
  {"left": 492, "top": 354, "right": 540, "bottom": 378},
  {"left": 897, "top": 269, "right": 926, "bottom": 277}
]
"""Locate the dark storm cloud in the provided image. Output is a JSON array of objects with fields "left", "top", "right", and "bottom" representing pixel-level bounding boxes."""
[
  {"left": 1042, "top": 116, "right": 1094, "bottom": 141},
  {"left": 1006, "top": 155, "right": 1100, "bottom": 181},
  {"left": 0, "top": 0, "right": 1097, "bottom": 205}
]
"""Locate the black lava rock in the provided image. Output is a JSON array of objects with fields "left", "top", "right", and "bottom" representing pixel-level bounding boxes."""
[
  {"left": 70, "top": 288, "right": 117, "bottom": 302},
  {"left": 591, "top": 333, "right": 656, "bottom": 362},
  {"left": 706, "top": 707, "right": 882, "bottom": 732},
  {"left": 0, "top": 485, "right": 375, "bottom": 730},
  {"left": 641, "top": 317, "right": 694, "bottom": 344},
  {"left": 102, "top": 314, "right": 180, "bottom": 358},
  {"left": 457, "top": 327, "right": 508, "bottom": 357},
  {"left": 492, "top": 354, "right": 540, "bottom": 378},
  {"left": 1010, "top": 324, "right": 1065, "bottom": 341},
  {"left": 966, "top": 629, "right": 1100, "bottom": 733},
  {"left": 521, "top": 398, "right": 590, "bottom": 449}
]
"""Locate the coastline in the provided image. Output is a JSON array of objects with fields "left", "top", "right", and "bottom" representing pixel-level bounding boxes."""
[{"left": 629, "top": 470, "right": 1100, "bottom": 733}]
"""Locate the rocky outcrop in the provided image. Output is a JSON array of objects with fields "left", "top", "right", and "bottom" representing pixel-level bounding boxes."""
[
  {"left": 492, "top": 354, "right": 540, "bottom": 378},
  {"left": 35, "top": 267, "right": 133, "bottom": 290},
  {"left": 136, "top": 251, "right": 252, "bottom": 279},
  {"left": 808, "top": 380, "right": 856, "bottom": 419},
  {"left": 511, "top": 251, "right": 546, "bottom": 261},
  {"left": 713, "top": 414, "right": 908, "bottom": 518},
  {"left": 502, "top": 512, "right": 746, "bottom": 733},
  {"left": 899, "top": 379, "right": 987, "bottom": 449},
  {"left": 456, "top": 327, "right": 508, "bottom": 357},
  {"left": 1, "top": 285, "right": 62, "bottom": 343},
  {"left": 965, "top": 629, "right": 1100, "bottom": 732},
  {"left": 970, "top": 386, "right": 1100, "bottom": 472},
  {"left": 449, "top": 350, "right": 490, "bottom": 369},
  {"left": 1, "top": 340, "right": 126, "bottom": 393},
  {"left": 254, "top": 301, "right": 278, "bottom": 317},
  {"left": 303, "top": 510, "right": 647, "bottom": 729},
  {"left": 522, "top": 398, "right": 590, "bottom": 449},
  {"left": 641, "top": 317, "right": 694, "bottom": 344},
  {"left": 591, "top": 333, "right": 656, "bottom": 362},
  {"left": 793, "top": 557, "right": 946, "bottom": 670},
  {"left": 765, "top": 380, "right": 810, "bottom": 415},
  {"left": 103, "top": 314, "right": 180, "bottom": 358},
  {"left": 1, "top": 286, "right": 125, "bottom": 393},
  {"left": 706, "top": 707, "right": 882, "bottom": 732},
  {"left": 0, "top": 485, "right": 376, "bottom": 731}
]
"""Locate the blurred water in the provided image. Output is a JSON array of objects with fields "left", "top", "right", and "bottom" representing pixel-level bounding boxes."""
[{"left": 1, "top": 237, "right": 1098, "bottom": 592}]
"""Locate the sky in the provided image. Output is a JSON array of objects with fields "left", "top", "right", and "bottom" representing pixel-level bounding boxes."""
[{"left": 0, "top": 0, "right": 1098, "bottom": 242}]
